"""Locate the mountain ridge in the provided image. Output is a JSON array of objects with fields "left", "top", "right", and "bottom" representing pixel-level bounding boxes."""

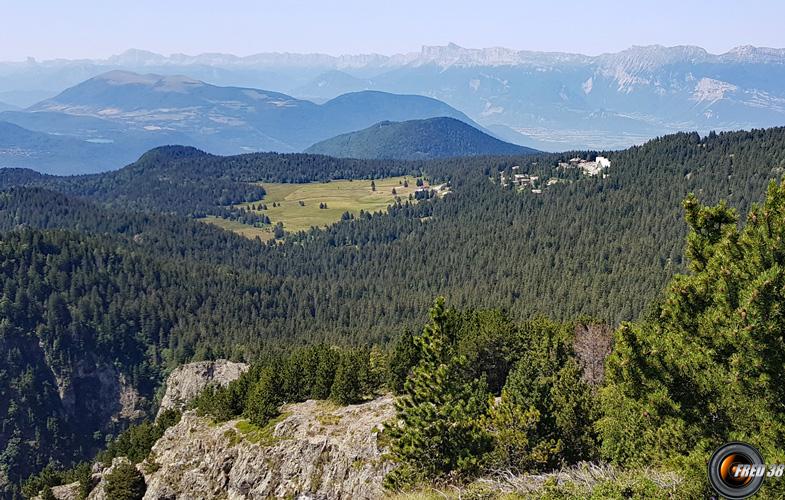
[
  {"left": 4, "top": 43, "right": 785, "bottom": 152},
  {"left": 0, "top": 71, "right": 486, "bottom": 172},
  {"left": 9, "top": 43, "right": 785, "bottom": 69},
  {"left": 305, "top": 117, "right": 537, "bottom": 159},
  {"left": 0, "top": 99, "right": 18, "bottom": 111}
]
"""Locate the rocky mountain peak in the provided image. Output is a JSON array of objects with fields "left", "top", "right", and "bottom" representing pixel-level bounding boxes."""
[{"left": 723, "top": 45, "right": 785, "bottom": 63}]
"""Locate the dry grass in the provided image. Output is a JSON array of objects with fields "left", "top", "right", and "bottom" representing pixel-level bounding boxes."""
[
  {"left": 202, "top": 176, "right": 433, "bottom": 239},
  {"left": 244, "top": 176, "right": 423, "bottom": 233},
  {"left": 234, "top": 412, "right": 291, "bottom": 446},
  {"left": 385, "top": 463, "right": 686, "bottom": 499},
  {"left": 475, "top": 463, "right": 683, "bottom": 495},
  {"left": 201, "top": 215, "right": 273, "bottom": 240}
]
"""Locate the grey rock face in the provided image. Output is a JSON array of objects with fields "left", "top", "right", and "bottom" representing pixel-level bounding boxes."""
[
  {"left": 87, "top": 457, "right": 139, "bottom": 500},
  {"left": 31, "top": 481, "right": 81, "bottom": 500},
  {"left": 157, "top": 360, "right": 249, "bottom": 418},
  {"left": 143, "top": 395, "right": 396, "bottom": 499}
]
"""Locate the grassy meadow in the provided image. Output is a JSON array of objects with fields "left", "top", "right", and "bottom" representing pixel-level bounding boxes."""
[
  {"left": 204, "top": 176, "right": 424, "bottom": 239},
  {"left": 202, "top": 216, "right": 273, "bottom": 240}
]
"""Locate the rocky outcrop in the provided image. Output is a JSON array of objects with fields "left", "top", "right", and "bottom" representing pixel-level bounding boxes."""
[
  {"left": 157, "top": 360, "right": 249, "bottom": 418},
  {"left": 86, "top": 457, "right": 140, "bottom": 500},
  {"left": 31, "top": 481, "right": 80, "bottom": 500},
  {"left": 45, "top": 363, "right": 393, "bottom": 499},
  {"left": 33, "top": 457, "right": 140, "bottom": 500},
  {"left": 142, "top": 395, "right": 396, "bottom": 499}
]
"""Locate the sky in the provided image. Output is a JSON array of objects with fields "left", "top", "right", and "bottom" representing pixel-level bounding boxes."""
[{"left": 0, "top": 0, "right": 784, "bottom": 60}]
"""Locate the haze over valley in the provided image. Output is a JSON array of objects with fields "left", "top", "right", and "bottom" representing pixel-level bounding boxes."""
[
  {"left": 3, "top": 43, "right": 785, "bottom": 158},
  {"left": 0, "top": 70, "right": 487, "bottom": 173}
]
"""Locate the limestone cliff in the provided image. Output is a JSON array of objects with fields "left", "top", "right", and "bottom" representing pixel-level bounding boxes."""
[
  {"left": 39, "top": 362, "right": 396, "bottom": 500},
  {"left": 142, "top": 396, "right": 395, "bottom": 499},
  {"left": 156, "top": 360, "right": 249, "bottom": 418}
]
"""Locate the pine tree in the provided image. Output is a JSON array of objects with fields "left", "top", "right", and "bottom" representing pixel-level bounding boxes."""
[
  {"left": 103, "top": 461, "right": 145, "bottom": 500},
  {"left": 385, "top": 298, "right": 492, "bottom": 488},
  {"left": 366, "top": 345, "right": 386, "bottom": 395},
  {"left": 244, "top": 367, "right": 281, "bottom": 427},
  {"left": 386, "top": 329, "right": 419, "bottom": 393},
  {"left": 312, "top": 347, "right": 338, "bottom": 399},
  {"left": 281, "top": 352, "right": 307, "bottom": 402},
  {"left": 330, "top": 353, "right": 361, "bottom": 405},
  {"left": 599, "top": 181, "right": 785, "bottom": 496},
  {"left": 488, "top": 354, "right": 595, "bottom": 472}
]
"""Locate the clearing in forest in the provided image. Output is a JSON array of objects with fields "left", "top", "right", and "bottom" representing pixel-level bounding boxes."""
[{"left": 204, "top": 175, "right": 425, "bottom": 239}]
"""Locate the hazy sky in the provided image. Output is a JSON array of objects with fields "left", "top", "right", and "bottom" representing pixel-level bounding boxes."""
[{"left": 1, "top": 0, "right": 783, "bottom": 60}]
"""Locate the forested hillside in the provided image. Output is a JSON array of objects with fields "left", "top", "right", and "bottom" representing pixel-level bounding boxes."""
[
  {"left": 179, "top": 176, "right": 785, "bottom": 498},
  {"left": 2, "top": 127, "right": 785, "bottom": 496},
  {"left": 304, "top": 117, "right": 536, "bottom": 159},
  {"left": 4, "top": 129, "right": 784, "bottom": 324},
  {"left": 0, "top": 146, "right": 417, "bottom": 220}
]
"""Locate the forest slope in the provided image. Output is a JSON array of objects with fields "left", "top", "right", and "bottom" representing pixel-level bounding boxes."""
[
  {"left": 305, "top": 117, "right": 536, "bottom": 159},
  {"left": 2, "top": 128, "right": 785, "bottom": 495}
]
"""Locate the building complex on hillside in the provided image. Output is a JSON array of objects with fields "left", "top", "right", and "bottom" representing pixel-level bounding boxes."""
[{"left": 558, "top": 156, "right": 611, "bottom": 176}]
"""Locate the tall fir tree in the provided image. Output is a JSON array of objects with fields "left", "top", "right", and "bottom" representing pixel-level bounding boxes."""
[
  {"left": 312, "top": 346, "right": 338, "bottom": 400},
  {"left": 244, "top": 367, "right": 282, "bottom": 427},
  {"left": 385, "top": 297, "right": 492, "bottom": 488},
  {"left": 330, "top": 352, "right": 361, "bottom": 405},
  {"left": 386, "top": 329, "right": 419, "bottom": 394}
]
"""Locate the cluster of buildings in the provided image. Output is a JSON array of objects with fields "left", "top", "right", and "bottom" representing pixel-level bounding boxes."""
[
  {"left": 558, "top": 156, "right": 611, "bottom": 176},
  {"left": 500, "top": 166, "right": 540, "bottom": 189},
  {"left": 412, "top": 183, "right": 451, "bottom": 199},
  {"left": 496, "top": 155, "right": 611, "bottom": 195}
]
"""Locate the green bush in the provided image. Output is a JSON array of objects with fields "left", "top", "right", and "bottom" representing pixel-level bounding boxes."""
[
  {"left": 488, "top": 354, "right": 596, "bottom": 472},
  {"left": 104, "top": 461, "right": 146, "bottom": 500},
  {"left": 599, "top": 181, "right": 785, "bottom": 481}
]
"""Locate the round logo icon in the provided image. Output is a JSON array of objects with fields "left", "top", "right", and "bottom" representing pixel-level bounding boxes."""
[{"left": 708, "top": 442, "right": 765, "bottom": 499}]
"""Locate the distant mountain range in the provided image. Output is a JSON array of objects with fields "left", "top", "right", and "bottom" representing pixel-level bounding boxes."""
[
  {"left": 0, "top": 71, "right": 487, "bottom": 173},
  {"left": 305, "top": 117, "right": 536, "bottom": 159},
  {"left": 0, "top": 121, "right": 126, "bottom": 175},
  {"left": 2, "top": 44, "right": 785, "bottom": 149},
  {"left": 0, "top": 100, "right": 18, "bottom": 111}
]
